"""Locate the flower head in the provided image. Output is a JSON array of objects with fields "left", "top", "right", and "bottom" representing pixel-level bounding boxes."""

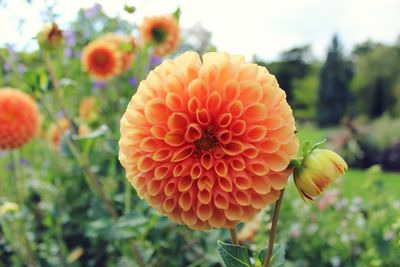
[
  {"left": 82, "top": 33, "right": 136, "bottom": 80},
  {"left": 79, "top": 96, "right": 99, "bottom": 122},
  {"left": 294, "top": 149, "right": 347, "bottom": 202},
  {"left": 140, "top": 15, "right": 180, "bottom": 56},
  {"left": 47, "top": 118, "right": 91, "bottom": 151},
  {"left": 37, "top": 22, "right": 64, "bottom": 50},
  {"left": 0, "top": 88, "right": 40, "bottom": 150},
  {"left": 119, "top": 51, "right": 299, "bottom": 230},
  {"left": 81, "top": 40, "right": 122, "bottom": 80}
]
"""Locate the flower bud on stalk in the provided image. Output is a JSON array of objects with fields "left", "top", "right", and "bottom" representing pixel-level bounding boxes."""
[
  {"left": 37, "top": 22, "right": 64, "bottom": 50},
  {"left": 294, "top": 148, "right": 347, "bottom": 201}
]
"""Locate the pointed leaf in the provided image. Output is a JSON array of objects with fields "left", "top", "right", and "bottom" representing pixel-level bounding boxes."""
[
  {"left": 258, "top": 243, "right": 285, "bottom": 267},
  {"left": 217, "top": 240, "right": 252, "bottom": 267}
]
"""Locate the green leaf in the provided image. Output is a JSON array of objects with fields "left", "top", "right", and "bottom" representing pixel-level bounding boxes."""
[
  {"left": 124, "top": 4, "right": 136, "bottom": 14},
  {"left": 72, "top": 124, "right": 109, "bottom": 140},
  {"left": 258, "top": 244, "right": 285, "bottom": 267},
  {"left": 302, "top": 141, "right": 311, "bottom": 157},
  {"left": 217, "top": 240, "right": 252, "bottom": 267},
  {"left": 310, "top": 138, "right": 327, "bottom": 152},
  {"left": 173, "top": 7, "right": 181, "bottom": 21}
]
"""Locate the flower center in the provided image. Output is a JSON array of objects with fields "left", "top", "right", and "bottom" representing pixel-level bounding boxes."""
[
  {"left": 151, "top": 27, "right": 167, "bottom": 44},
  {"left": 194, "top": 126, "right": 218, "bottom": 152},
  {"left": 94, "top": 53, "right": 107, "bottom": 64}
]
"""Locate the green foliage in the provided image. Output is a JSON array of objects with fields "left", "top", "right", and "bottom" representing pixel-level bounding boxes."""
[
  {"left": 317, "top": 35, "right": 353, "bottom": 127},
  {"left": 217, "top": 241, "right": 251, "bottom": 267},
  {"left": 351, "top": 42, "right": 400, "bottom": 117}
]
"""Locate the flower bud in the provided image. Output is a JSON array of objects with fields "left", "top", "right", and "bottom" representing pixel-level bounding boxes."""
[
  {"left": 37, "top": 22, "right": 64, "bottom": 50},
  {"left": 294, "top": 149, "right": 347, "bottom": 201}
]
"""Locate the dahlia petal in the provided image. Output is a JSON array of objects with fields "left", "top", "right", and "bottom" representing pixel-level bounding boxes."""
[
  {"left": 179, "top": 192, "right": 193, "bottom": 211},
  {"left": 150, "top": 125, "right": 168, "bottom": 140},
  {"left": 248, "top": 159, "right": 270, "bottom": 176},
  {"left": 164, "top": 179, "right": 177, "bottom": 197},
  {"left": 190, "top": 164, "right": 203, "bottom": 180},
  {"left": 163, "top": 196, "right": 177, "bottom": 212},
  {"left": 200, "top": 152, "right": 214, "bottom": 170},
  {"left": 213, "top": 191, "right": 229, "bottom": 209},
  {"left": 178, "top": 176, "right": 194, "bottom": 192},
  {"left": 144, "top": 98, "right": 171, "bottom": 124},
  {"left": 139, "top": 137, "right": 158, "bottom": 152},
  {"left": 252, "top": 176, "right": 272, "bottom": 194},
  {"left": 164, "top": 129, "right": 185, "bottom": 147},
  {"left": 216, "top": 113, "right": 232, "bottom": 128},
  {"left": 258, "top": 138, "right": 281, "bottom": 153},
  {"left": 216, "top": 129, "right": 232, "bottom": 144},
  {"left": 217, "top": 176, "right": 233, "bottom": 192},
  {"left": 185, "top": 123, "right": 202, "bottom": 142},
  {"left": 215, "top": 160, "right": 228, "bottom": 177},
  {"left": 137, "top": 156, "right": 154, "bottom": 172},
  {"left": 166, "top": 93, "right": 184, "bottom": 111},
  {"left": 238, "top": 64, "right": 258, "bottom": 81},
  {"left": 239, "top": 81, "right": 263, "bottom": 105},
  {"left": 187, "top": 97, "right": 202, "bottom": 114},
  {"left": 264, "top": 114, "right": 283, "bottom": 130},
  {"left": 246, "top": 125, "right": 268, "bottom": 142},
  {"left": 222, "top": 140, "right": 245, "bottom": 156},
  {"left": 243, "top": 144, "right": 259, "bottom": 159},
  {"left": 166, "top": 74, "right": 185, "bottom": 94},
  {"left": 199, "top": 64, "right": 219, "bottom": 87},
  {"left": 197, "top": 204, "right": 213, "bottom": 221},
  {"left": 188, "top": 79, "right": 209, "bottom": 101},
  {"left": 229, "top": 120, "right": 247, "bottom": 136},
  {"left": 233, "top": 173, "right": 252, "bottom": 190},
  {"left": 222, "top": 80, "right": 240, "bottom": 101},
  {"left": 233, "top": 190, "right": 251, "bottom": 206},
  {"left": 196, "top": 108, "right": 211, "bottom": 126},
  {"left": 181, "top": 209, "right": 197, "bottom": 226},
  {"left": 152, "top": 148, "right": 172, "bottom": 161},
  {"left": 147, "top": 179, "right": 162, "bottom": 196},
  {"left": 226, "top": 100, "right": 244, "bottom": 118},
  {"left": 229, "top": 156, "right": 246, "bottom": 172},
  {"left": 198, "top": 189, "right": 212, "bottom": 204},
  {"left": 264, "top": 152, "right": 290, "bottom": 172},
  {"left": 244, "top": 103, "right": 267, "bottom": 121},
  {"left": 224, "top": 203, "right": 243, "bottom": 221},
  {"left": 205, "top": 91, "right": 222, "bottom": 111},
  {"left": 209, "top": 209, "right": 227, "bottom": 228},
  {"left": 197, "top": 174, "right": 214, "bottom": 191},
  {"left": 154, "top": 164, "right": 172, "bottom": 180}
]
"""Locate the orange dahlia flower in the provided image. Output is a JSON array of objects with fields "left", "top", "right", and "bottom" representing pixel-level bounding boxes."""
[
  {"left": 79, "top": 96, "right": 99, "bottom": 122},
  {"left": 0, "top": 88, "right": 40, "bottom": 150},
  {"left": 81, "top": 40, "right": 122, "bottom": 80},
  {"left": 119, "top": 51, "right": 299, "bottom": 230},
  {"left": 98, "top": 33, "right": 136, "bottom": 73},
  {"left": 140, "top": 15, "right": 179, "bottom": 56}
]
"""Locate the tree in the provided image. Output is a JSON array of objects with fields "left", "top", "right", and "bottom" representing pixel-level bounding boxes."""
[
  {"left": 255, "top": 45, "right": 312, "bottom": 104},
  {"left": 317, "top": 35, "right": 353, "bottom": 127}
]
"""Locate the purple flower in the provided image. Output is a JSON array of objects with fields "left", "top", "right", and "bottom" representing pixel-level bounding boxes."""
[
  {"left": 128, "top": 77, "right": 138, "bottom": 88},
  {"left": 64, "top": 48, "right": 74, "bottom": 58},
  {"left": 84, "top": 3, "right": 102, "bottom": 18},
  {"left": 92, "top": 81, "right": 107, "bottom": 92},
  {"left": 64, "top": 30, "right": 76, "bottom": 46},
  {"left": 17, "top": 64, "right": 27, "bottom": 74},
  {"left": 150, "top": 55, "right": 161, "bottom": 67},
  {"left": 6, "top": 44, "right": 17, "bottom": 60},
  {"left": 3, "top": 62, "right": 11, "bottom": 72}
]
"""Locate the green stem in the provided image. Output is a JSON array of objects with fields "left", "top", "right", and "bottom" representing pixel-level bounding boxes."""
[
  {"left": 229, "top": 227, "right": 239, "bottom": 245},
  {"left": 124, "top": 180, "right": 132, "bottom": 215},
  {"left": 41, "top": 100, "right": 118, "bottom": 219},
  {"left": 263, "top": 189, "right": 285, "bottom": 267},
  {"left": 43, "top": 51, "right": 74, "bottom": 131},
  {"left": 9, "top": 151, "right": 37, "bottom": 267}
]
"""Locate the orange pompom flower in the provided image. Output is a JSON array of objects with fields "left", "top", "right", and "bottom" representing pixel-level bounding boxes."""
[
  {"left": 81, "top": 40, "right": 122, "bottom": 81},
  {"left": 140, "top": 15, "right": 180, "bottom": 56},
  {"left": 119, "top": 51, "right": 299, "bottom": 230},
  {"left": 0, "top": 88, "right": 40, "bottom": 150}
]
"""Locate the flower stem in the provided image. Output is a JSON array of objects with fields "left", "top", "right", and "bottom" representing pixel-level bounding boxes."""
[
  {"left": 131, "top": 242, "right": 146, "bottom": 267},
  {"left": 263, "top": 189, "right": 285, "bottom": 267},
  {"left": 43, "top": 51, "right": 74, "bottom": 130},
  {"left": 229, "top": 227, "right": 239, "bottom": 245},
  {"left": 41, "top": 100, "right": 118, "bottom": 219},
  {"left": 9, "top": 151, "right": 37, "bottom": 267}
]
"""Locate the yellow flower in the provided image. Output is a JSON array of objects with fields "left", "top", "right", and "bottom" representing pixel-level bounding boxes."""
[
  {"left": 0, "top": 202, "right": 20, "bottom": 215},
  {"left": 294, "top": 149, "right": 347, "bottom": 201}
]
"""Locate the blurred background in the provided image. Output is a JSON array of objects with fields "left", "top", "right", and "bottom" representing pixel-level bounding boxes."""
[{"left": 0, "top": 0, "right": 399, "bottom": 266}]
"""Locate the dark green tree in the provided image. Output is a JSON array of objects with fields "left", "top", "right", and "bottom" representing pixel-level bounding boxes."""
[
  {"left": 317, "top": 35, "right": 353, "bottom": 127},
  {"left": 255, "top": 45, "right": 312, "bottom": 104}
]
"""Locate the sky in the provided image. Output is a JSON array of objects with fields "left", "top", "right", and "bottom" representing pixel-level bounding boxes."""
[{"left": 0, "top": 0, "right": 399, "bottom": 61}]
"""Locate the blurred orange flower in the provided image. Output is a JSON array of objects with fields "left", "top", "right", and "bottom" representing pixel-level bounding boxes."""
[
  {"left": 79, "top": 96, "right": 99, "bottom": 122},
  {"left": 81, "top": 41, "right": 121, "bottom": 80},
  {"left": 48, "top": 119, "right": 90, "bottom": 151},
  {"left": 140, "top": 15, "right": 179, "bottom": 56},
  {"left": 119, "top": 51, "right": 299, "bottom": 230},
  {"left": 0, "top": 88, "right": 40, "bottom": 150},
  {"left": 99, "top": 33, "right": 136, "bottom": 73}
]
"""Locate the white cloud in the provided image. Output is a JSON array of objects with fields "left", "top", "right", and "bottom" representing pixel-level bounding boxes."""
[{"left": 1, "top": 0, "right": 399, "bottom": 61}]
